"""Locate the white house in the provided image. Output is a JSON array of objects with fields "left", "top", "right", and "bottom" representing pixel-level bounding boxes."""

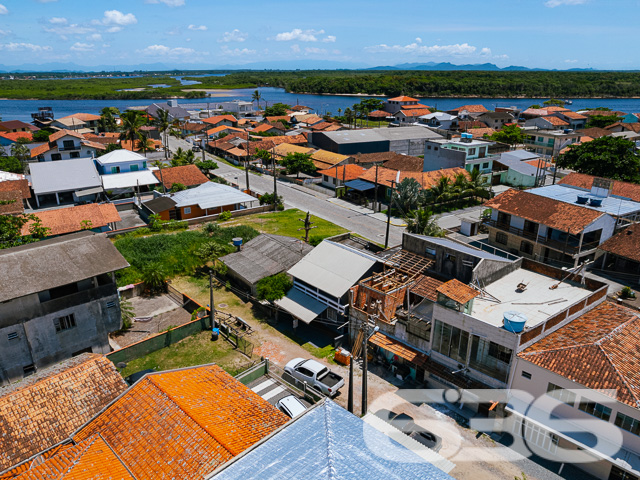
[
  {"left": 95, "top": 150, "right": 150, "bottom": 175},
  {"left": 30, "top": 130, "right": 104, "bottom": 162},
  {"left": 418, "top": 112, "right": 459, "bottom": 130}
]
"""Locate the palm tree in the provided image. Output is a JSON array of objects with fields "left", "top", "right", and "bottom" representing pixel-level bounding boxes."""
[
  {"left": 404, "top": 209, "right": 444, "bottom": 237},
  {"left": 141, "top": 263, "right": 168, "bottom": 294},
  {"left": 119, "top": 111, "right": 144, "bottom": 150},
  {"left": 137, "top": 130, "right": 153, "bottom": 157},
  {"left": 251, "top": 90, "right": 262, "bottom": 111},
  {"left": 171, "top": 147, "right": 187, "bottom": 166},
  {"left": 394, "top": 177, "right": 421, "bottom": 215},
  {"left": 428, "top": 175, "right": 453, "bottom": 207},
  {"left": 184, "top": 149, "right": 196, "bottom": 165},
  {"left": 154, "top": 108, "right": 171, "bottom": 160},
  {"left": 337, "top": 108, "right": 342, "bottom": 119},
  {"left": 344, "top": 108, "right": 353, "bottom": 129},
  {"left": 10, "top": 142, "right": 30, "bottom": 172},
  {"left": 466, "top": 168, "right": 492, "bottom": 202}
]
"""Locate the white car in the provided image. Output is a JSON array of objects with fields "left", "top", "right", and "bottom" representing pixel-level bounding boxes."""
[{"left": 276, "top": 395, "right": 307, "bottom": 418}]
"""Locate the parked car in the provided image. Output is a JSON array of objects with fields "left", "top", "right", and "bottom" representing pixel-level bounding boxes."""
[
  {"left": 374, "top": 409, "right": 442, "bottom": 452},
  {"left": 284, "top": 358, "right": 344, "bottom": 397},
  {"left": 192, "top": 145, "right": 201, "bottom": 152},
  {"left": 276, "top": 395, "right": 307, "bottom": 418}
]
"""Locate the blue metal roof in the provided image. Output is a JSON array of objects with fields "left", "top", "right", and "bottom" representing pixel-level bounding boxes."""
[
  {"left": 210, "top": 400, "right": 454, "bottom": 480},
  {"left": 528, "top": 184, "right": 640, "bottom": 217},
  {"left": 345, "top": 179, "right": 375, "bottom": 191}
]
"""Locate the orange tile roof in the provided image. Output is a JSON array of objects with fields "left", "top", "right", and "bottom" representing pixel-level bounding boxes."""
[
  {"left": 458, "top": 120, "right": 488, "bottom": 130},
  {"left": 73, "top": 365, "right": 288, "bottom": 480},
  {"left": 400, "top": 104, "right": 431, "bottom": 110},
  {"left": 387, "top": 96, "right": 419, "bottom": 102},
  {"left": 368, "top": 110, "right": 391, "bottom": 118},
  {"left": 369, "top": 332, "right": 428, "bottom": 367},
  {"left": 558, "top": 172, "right": 640, "bottom": 203},
  {"left": 203, "top": 115, "right": 238, "bottom": 125},
  {"left": 48, "top": 129, "right": 85, "bottom": 143},
  {"left": 469, "top": 127, "right": 495, "bottom": 138},
  {"left": 252, "top": 123, "right": 280, "bottom": 133},
  {"left": 21, "top": 203, "right": 121, "bottom": 236},
  {"left": 522, "top": 108, "right": 550, "bottom": 117},
  {"left": 0, "top": 354, "right": 127, "bottom": 471},
  {"left": 450, "top": 104, "right": 489, "bottom": 113},
  {"left": 358, "top": 166, "right": 468, "bottom": 190},
  {"left": 153, "top": 164, "right": 210, "bottom": 188},
  {"left": 0, "top": 179, "right": 30, "bottom": 199},
  {"left": 520, "top": 302, "right": 640, "bottom": 407},
  {"left": 396, "top": 108, "right": 432, "bottom": 118},
  {"left": 0, "top": 131, "right": 33, "bottom": 143},
  {"left": 308, "top": 121, "right": 335, "bottom": 131},
  {"left": 598, "top": 223, "right": 640, "bottom": 263},
  {"left": 58, "top": 113, "right": 101, "bottom": 122},
  {"left": 295, "top": 114, "right": 323, "bottom": 125},
  {"left": 558, "top": 111, "right": 587, "bottom": 120},
  {"left": 0, "top": 190, "right": 23, "bottom": 215},
  {"left": 207, "top": 125, "right": 245, "bottom": 136},
  {"left": 543, "top": 106, "right": 570, "bottom": 112},
  {"left": 411, "top": 275, "right": 445, "bottom": 302},
  {"left": 436, "top": 278, "right": 479, "bottom": 304},
  {"left": 311, "top": 149, "right": 351, "bottom": 169},
  {"left": 525, "top": 159, "right": 554, "bottom": 169},
  {"left": 541, "top": 115, "right": 569, "bottom": 126},
  {"left": 576, "top": 127, "right": 611, "bottom": 139},
  {"left": 484, "top": 188, "right": 604, "bottom": 235},
  {"left": 265, "top": 115, "right": 291, "bottom": 123},
  {"left": 323, "top": 124, "right": 343, "bottom": 132},
  {"left": 606, "top": 122, "right": 640, "bottom": 133},
  {"left": 318, "top": 164, "right": 367, "bottom": 181},
  {"left": 272, "top": 143, "right": 315, "bottom": 158}
]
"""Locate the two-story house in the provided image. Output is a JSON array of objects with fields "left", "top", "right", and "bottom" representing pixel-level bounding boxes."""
[
  {"left": 524, "top": 115, "right": 570, "bottom": 131},
  {"left": 522, "top": 127, "right": 581, "bottom": 157},
  {"left": 0, "top": 120, "right": 36, "bottom": 134},
  {"left": 477, "top": 111, "right": 515, "bottom": 129},
  {"left": 384, "top": 96, "right": 422, "bottom": 114},
  {"left": 51, "top": 113, "right": 101, "bottom": 134},
  {"left": 95, "top": 149, "right": 149, "bottom": 174},
  {"left": 553, "top": 111, "right": 587, "bottom": 130},
  {"left": 423, "top": 133, "right": 495, "bottom": 176},
  {"left": 30, "top": 130, "right": 105, "bottom": 162},
  {"left": 0, "top": 231, "right": 129, "bottom": 385},
  {"left": 418, "top": 112, "right": 459, "bottom": 130}
]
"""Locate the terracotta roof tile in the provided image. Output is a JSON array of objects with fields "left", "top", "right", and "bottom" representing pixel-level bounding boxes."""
[
  {"left": 203, "top": 115, "right": 238, "bottom": 125},
  {"left": 48, "top": 129, "right": 85, "bottom": 143},
  {"left": 469, "top": 127, "right": 495, "bottom": 138},
  {"left": 484, "top": 188, "right": 604, "bottom": 235},
  {"left": 0, "top": 179, "right": 30, "bottom": 199},
  {"left": 0, "top": 190, "right": 23, "bottom": 215},
  {"left": 368, "top": 110, "right": 391, "bottom": 118},
  {"left": 272, "top": 143, "right": 315, "bottom": 158},
  {"left": 449, "top": 104, "right": 489, "bottom": 113},
  {"left": 606, "top": 122, "right": 640, "bottom": 133},
  {"left": 458, "top": 120, "right": 488, "bottom": 130},
  {"left": 558, "top": 172, "right": 640, "bottom": 203},
  {"left": 411, "top": 275, "right": 445, "bottom": 302},
  {"left": 543, "top": 106, "right": 570, "bottom": 112},
  {"left": 58, "top": 113, "right": 101, "bottom": 122},
  {"left": 400, "top": 104, "right": 431, "bottom": 110},
  {"left": 153, "top": 165, "right": 209, "bottom": 189},
  {"left": 21, "top": 203, "right": 121, "bottom": 236},
  {"left": 318, "top": 164, "right": 367, "bottom": 181},
  {"left": 520, "top": 302, "right": 640, "bottom": 407},
  {"left": 581, "top": 110, "right": 625, "bottom": 117},
  {"left": 559, "top": 111, "right": 587, "bottom": 120},
  {"left": 575, "top": 127, "right": 611, "bottom": 139},
  {"left": 30, "top": 143, "right": 52, "bottom": 157},
  {"left": 395, "top": 108, "right": 432, "bottom": 117},
  {"left": 598, "top": 223, "right": 640, "bottom": 263},
  {"left": 311, "top": 150, "right": 351, "bottom": 169},
  {"left": 0, "top": 354, "right": 127, "bottom": 471},
  {"left": 387, "top": 96, "right": 419, "bottom": 102},
  {"left": 0, "top": 131, "right": 33, "bottom": 143},
  {"left": 0, "top": 120, "right": 34, "bottom": 131},
  {"left": 382, "top": 154, "right": 424, "bottom": 172},
  {"left": 252, "top": 123, "right": 280, "bottom": 133},
  {"left": 359, "top": 166, "right": 468, "bottom": 190},
  {"left": 73, "top": 365, "right": 288, "bottom": 480},
  {"left": 322, "top": 124, "right": 343, "bottom": 132},
  {"left": 541, "top": 115, "right": 569, "bottom": 126},
  {"left": 265, "top": 115, "right": 291, "bottom": 123},
  {"left": 436, "top": 278, "right": 479, "bottom": 304}
]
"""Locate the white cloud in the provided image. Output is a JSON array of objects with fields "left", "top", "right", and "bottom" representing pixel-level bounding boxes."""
[
  {"left": 219, "top": 29, "right": 248, "bottom": 43},
  {"left": 322, "top": 35, "right": 336, "bottom": 43},
  {"left": 139, "top": 44, "right": 195, "bottom": 56},
  {"left": 70, "top": 42, "right": 94, "bottom": 52},
  {"left": 37, "top": 0, "right": 58, "bottom": 2},
  {"left": 0, "top": 4, "right": 7, "bottom": 15},
  {"left": 188, "top": 24, "right": 207, "bottom": 31},
  {"left": 305, "top": 47, "right": 327, "bottom": 55},
  {"left": 494, "top": 54, "right": 509, "bottom": 60},
  {"left": 101, "top": 10, "right": 137, "bottom": 27},
  {"left": 275, "top": 28, "right": 324, "bottom": 42},
  {"left": 565, "top": 59, "right": 579, "bottom": 63},
  {"left": 145, "top": 0, "right": 185, "bottom": 6},
  {"left": 0, "top": 42, "right": 52, "bottom": 52},
  {"left": 479, "top": 47, "right": 492, "bottom": 56},
  {"left": 544, "top": 0, "right": 587, "bottom": 6},
  {"left": 221, "top": 46, "right": 255, "bottom": 56},
  {"left": 291, "top": 44, "right": 300, "bottom": 53},
  {"left": 364, "top": 42, "right": 480, "bottom": 56},
  {"left": 49, "top": 17, "right": 67, "bottom": 25},
  {"left": 87, "top": 33, "right": 102, "bottom": 41},
  {"left": 44, "top": 22, "right": 95, "bottom": 39},
  {"left": 0, "top": 29, "right": 10, "bottom": 36}
]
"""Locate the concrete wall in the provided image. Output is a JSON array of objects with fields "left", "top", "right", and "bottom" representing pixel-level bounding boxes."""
[
  {"left": 389, "top": 138, "right": 427, "bottom": 156},
  {"left": 473, "top": 257, "right": 522, "bottom": 287},
  {"left": 402, "top": 234, "right": 478, "bottom": 283},
  {"left": 423, "top": 142, "right": 465, "bottom": 172}
]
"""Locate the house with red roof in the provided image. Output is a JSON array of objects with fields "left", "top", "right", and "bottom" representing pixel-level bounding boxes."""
[
  {"left": 384, "top": 95, "right": 422, "bottom": 114},
  {"left": 525, "top": 115, "right": 570, "bottom": 130},
  {"left": 0, "top": 131, "right": 33, "bottom": 146},
  {"left": 317, "top": 164, "right": 367, "bottom": 189},
  {"left": 203, "top": 114, "right": 238, "bottom": 128},
  {"left": 30, "top": 129, "right": 105, "bottom": 162}
]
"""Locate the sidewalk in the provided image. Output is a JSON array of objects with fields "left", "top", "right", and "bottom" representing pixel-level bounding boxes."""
[{"left": 326, "top": 197, "right": 407, "bottom": 227}]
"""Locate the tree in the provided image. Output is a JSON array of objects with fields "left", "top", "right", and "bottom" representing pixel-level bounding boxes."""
[
  {"left": 490, "top": 124, "right": 523, "bottom": 145},
  {"left": 251, "top": 90, "right": 262, "bottom": 110},
  {"left": 357, "top": 98, "right": 384, "bottom": 112},
  {"left": 393, "top": 177, "right": 421, "bottom": 214},
  {"left": 196, "top": 160, "right": 218, "bottom": 175},
  {"left": 263, "top": 103, "right": 291, "bottom": 117},
  {"left": 404, "top": 209, "right": 444, "bottom": 237},
  {"left": 281, "top": 152, "right": 315, "bottom": 178},
  {"left": 171, "top": 147, "right": 186, "bottom": 166},
  {"left": 256, "top": 273, "right": 293, "bottom": 301},
  {"left": 99, "top": 107, "right": 119, "bottom": 132},
  {"left": 426, "top": 175, "right": 454, "bottom": 206},
  {"left": 344, "top": 108, "right": 354, "bottom": 129},
  {"left": 259, "top": 192, "right": 283, "bottom": 208},
  {"left": 119, "top": 110, "right": 144, "bottom": 148},
  {"left": 137, "top": 130, "right": 153, "bottom": 157},
  {"left": 586, "top": 114, "right": 621, "bottom": 129},
  {"left": 465, "top": 168, "right": 492, "bottom": 202},
  {"left": 32, "top": 130, "right": 51, "bottom": 142},
  {"left": 141, "top": 263, "right": 167, "bottom": 293},
  {"left": 0, "top": 156, "right": 24, "bottom": 174},
  {"left": 556, "top": 136, "right": 640, "bottom": 182},
  {"left": 0, "top": 212, "right": 50, "bottom": 249},
  {"left": 196, "top": 241, "right": 229, "bottom": 263},
  {"left": 154, "top": 108, "right": 171, "bottom": 160},
  {"left": 10, "top": 143, "right": 30, "bottom": 170},
  {"left": 543, "top": 99, "right": 565, "bottom": 107},
  {"left": 170, "top": 182, "right": 187, "bottom": 193},
  {"left": 255, "top": 148, "right": 272, "bottom": 166}
]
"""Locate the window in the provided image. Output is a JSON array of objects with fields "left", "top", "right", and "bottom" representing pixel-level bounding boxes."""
[
  {"left": 497, "top": 212, "right": 511, "bottom": 225},
  {"left": 23, "top": 364, "right": 36, "bottom": 377},
  {"left": 432, "top": 320, "right": 469, "bottom": 363},
  {"left": 521, "top": 371, "right": 532, "bottom": 379},
  {"left": 615, "top": 412, "right": 640, "bottom": 436},
  {"left": 425, "top": 247, "right": 436, "bottom": 257},
  {"left": 142, "top": 161, "right": 147, "bottom": 169},
  {"left": 51, "top": 153, "right": 62, "bottom": 161},
  {"left": 468, "top": 148, "right": 476, "bottom": 156},
  {"left": 70, "top": 151, "right": 80, "bottom": 159},
  {"left": 546, "top": 382, "right": 576, "bottom": 406},
  {"left": 62, "top": 140, "right": 75, "bottom": 150},
  {"left": 130, "top": 164, "right": 139, "bottom": 172},
  {"left": 511, "top": 416, "right": 559, "bottom": 455},
  {"left": 469, "top": 336, "right": 512, "bottom": 383},
  {"left": 482, "top": 162, "right": 489, "bottom": 169},
  {"left": 579, "top": 400, "right": 612, "bottom": 421},
  {"left": 326, "top": 308, "right": 337, "bottom": 321},
  {"left": 184, "top": 207, "right": 192, "bottom": 214},
  {"left": 7, "top": 332, "right": 18, "bottom": 341},
  {"left": 427, "top": 145, "right": 431, "bottom": 150},
  {"left": 609, "top": 465, "right": 639, "bottom": 480},
  {"left": 520, "top": 241, "right": 533, "bottom": 255},
  {"left": 297, "top": 367, "right": 314, "bottom": 378},
  {"left": 434, "top": 147, "right": 438, "bottom": 151},
  {"left": 106, "top": 301, "right": 116, "bottom": 309},
  {"left": 496, "top": 232, "right": 508, "bottom": 245},
  {"left": 54, "top": 314, "right": 76, "bottom": 332}
]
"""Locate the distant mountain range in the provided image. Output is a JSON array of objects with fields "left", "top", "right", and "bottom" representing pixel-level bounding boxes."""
[{"left": 0, "top": 60, "right": 618, "bottom": 74}]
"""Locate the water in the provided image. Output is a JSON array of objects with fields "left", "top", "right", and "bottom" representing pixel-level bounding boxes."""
[{"left": 2, "top": 86, "right": 640, "bottom": 122}]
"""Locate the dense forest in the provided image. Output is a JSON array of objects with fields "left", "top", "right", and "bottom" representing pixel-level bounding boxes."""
[{"left": 188, "top": 70, "right": 640, "bottom": 98}]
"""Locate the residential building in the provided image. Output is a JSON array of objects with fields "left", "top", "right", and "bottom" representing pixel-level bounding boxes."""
[
  {"left": 252, "top": 123, "right": 283, "bottom": 135},
  {"left": 310, "top": 149, "right": 352, "bottom": 170},
  {"left": 101, "top": 169, "right": 160, "bottom": 196},
  {"left": 0, "top": 232, "right": 129, "bottom": 385},
  {"left": 554, "top": 111, "right": 587, "bottom": 130},
  {"left": 141, "top": 181, "right": 257, "bottom": 220},
  {"left": 510, "top": 302, "right": 640, "bottom": 480},
  {"left": 0, "top": 178, "right": 31, "bottom": 214},
  {"left": 30, "top": 129, "right": 105, "bottom": 162},
  {"left": 351, "top": 233, "right": 607, "bottom": 394},
  {"left": 522, "top": 128, "right": 581, "bottom": 157},
  {"left": 220, "top": 234, "right": 313, "bottom": 295},
  {"left": 218, "top": 100, "right": 254, "bottom": 116},
  {"left": 418, "top": 112, "right": 459, "bottom": 130},
  {"left": 524, "top": 115, "right": 570, "bottom": 130},
  {"left": 477, "top": 111, "right": 515, "bottom": 129},
  {"left": 0, "top": 353, "right": 127, "bottom": 470},
  {"left": 559, "top": 172, "right": 640, "bottom": 203},
  {"left": 0, "top": 131, "right": 33, "bottom": 146},
  {"left": 492, "top": 151, "right": 546, "bottom": 188},
  {"left": 275, "top": 240, "right": 381, "bottom": 329},
  {"left": 595, "top": 223, "right": 640, "bottom": 276},
  {"left": 483, "top": 182, "right": 640, "bottom": 267},
  {"left": 351, "top": 151, "right": 423, "bottom": 170},
  {"left": 0, "top": 120, "right": 36, "bottom": 133},
  {"left": 384, "top": 96, "right": 423, "bottom": 114},
  {"left": 393, "top": 108, "right": 434, "bottom": 125},
  {"left": 445, "top": 104, "right": 489, "bottom": 119},
  {"left": 203, "top": 114, "right": 239, "bottom": 128},
  {"left": 21, "top": 203, "right": 121, "bottom": 237},
  {"left": 310, "top": 126, "right": 443, "bottom": 156},
  {"left": 152, "top": 164, "right": 209, "bottom": 190},
  {"left": 423, "top": 133, "right": 495, "bottom": 176},
  {"left": 51, "top": 113, "right": 101, "bottom": 134},
  {"left": 318, "top": 164, "right": 367, "bottom": 189},
  {"left": 30, "top": 157, "right": 104, "bottom": 207},
  {"left": 146, "top": 100, "right": 191, "bottom": 121},
  {"left": 95, "top": 149, "right": 149, "bottom": 174},
  {"left": 605, "top": 122, "right": 640, "bottom": 134}
]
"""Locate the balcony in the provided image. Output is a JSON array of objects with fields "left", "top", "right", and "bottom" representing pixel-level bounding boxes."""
[
  {"left": 524, "top": 138, "right": 554, "bottom": 148},
  {"left": 58, "top": 144, "right": 81, "bottom": 152},
  {"left": 484, "top": 219, "right": 538, "bottom": 241}
]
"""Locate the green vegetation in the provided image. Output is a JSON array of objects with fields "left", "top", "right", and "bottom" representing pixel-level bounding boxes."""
[
  {"left": 281, "top": 152, "right": 316, "bottom": 178},
  {"left": 263, "top": 102, "right": 291, "bottom": 117},
  {"left": 490, "top": 124, "right": 524, "bottom": 145},
  {"left": 585, "top": 114, "right": 622, "bottom": 128},
  {"left": 0, "top": 213, "right": 50, "bottom": 249},
  {"left": 118, "top": 330, "right": 249, "bottom": 378},
  {"left": 256, "top": 273, "right": 293, "bottom": 301},
  {"left": 557, "top": 136, "right": 640, "bottom": 182}
]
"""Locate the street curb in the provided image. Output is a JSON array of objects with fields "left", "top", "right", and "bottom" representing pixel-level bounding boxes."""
[{"left": 326, "top": 198, "right": 407, "bottom": 227}]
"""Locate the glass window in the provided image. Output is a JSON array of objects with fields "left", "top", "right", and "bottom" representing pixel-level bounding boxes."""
[
  {"left": 142, "top": 161, "right": 147, "bottom": 168},
  {"left": 130, "top": 164, "right": 139, "bottom": 172},
  {"left": 54, "top": 314, "right": 76, "bottom": 332},
  {"left": 579, "top": 400, "right": 612, "bottom": 421},
  {"left": 496, "top": 232, "right": 508, "bottom": 245},
  {"left": 615, "top": 412, "right": 640, "bottom": 436},
  {"left": 521, "top": 371, "right": 532, "bottom": 379},
  {"left": 546, "top": 382, "right": 576, "bottom": 406},
  {"left": 468, "top": 148, "right": 476, "bottom": 156},
  {"left": 482, "top": 162, "right": 489, "bottom": 169},
  {"left": 609, "top": 465, "right": 639, "bottom": 480},
  {"left": 432, "top": 320, "right": 469, "bottom": 363},
  {"left": 70, "top": 152, "right": 80, "bottom": 158},
  {"left": 469, "top": 336, "right": 512, "bottom": 383},
  {"left": 184, "top": 207, "right": 192, "bottom": 214},
  {"left": 51, "top": 153, "right": 62, "bottom": 161},
  {"left": 520, "top": 241, "right": 533, "bottom": 255},
  {"left": 62, "top": 140, "right": 75, "bottom": 150}
]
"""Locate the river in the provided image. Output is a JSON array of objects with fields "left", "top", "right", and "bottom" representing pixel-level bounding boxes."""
[{"left": 2, "top": 86, "right": 640, "bottom": 122}]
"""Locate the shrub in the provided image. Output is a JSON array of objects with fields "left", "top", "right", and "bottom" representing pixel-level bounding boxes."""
[
  {"left": 219, "top": 211, "right": 232, "bottom": 221},
  {"left": 203, "top": 222, "right": 220, "bottom": 236},
  {"left": 170, "top": 182, "right": 187, "bottom": 193},
  {"left": 620, "top": 286, "right": 636, "bottom": 299},
  {"left": 256, "top": 273, "right": 293, "bottom": 301},
  {"left": 162, "top": 220, "right": 188, "bottom": 231},
  {"left": 141, "top": 263, "right": 168, "bottom": 293},
  {"left": 308, "top": 235, "right": 325, "bottom": 247}
]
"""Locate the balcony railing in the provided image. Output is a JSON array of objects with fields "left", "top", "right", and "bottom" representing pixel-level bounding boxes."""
[
  {"left": 484, "top": 219, "right": 538, "bottom": 241},
  {"left": 58, "top": 144, "right": 81, "bottom": 151}
]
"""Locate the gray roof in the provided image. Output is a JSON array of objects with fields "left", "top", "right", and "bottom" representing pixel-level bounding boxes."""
[
  {"left": 210, "top": 399, "right": 454, "bottom": 480},
  {"left": 500, "top": 149, "right": 539, "bottom": 161},
  {"left": 220, "top": 234, "right": 313, "bottom": 285},
  {"left": 143, "top": 196, "right": 177, "bottom": 214},
  {"left": 494, "top": 155, "right": 543, "bottom": 177},
  {"left": 287, "top": 240, "right": 379, "bottom": 298},
  {"left": 170, "top": 182, "right": 256, "bottom": 210},
  {"left": 29, "top": 158, "right": 102, "bottom": 195},
  {"left": 0, "top": 231, "right": 129, "bottom": 302},
  {"left": 528, "top": 184, "right": 640, "bottom": 217},
  {"left": 318, "top": 126, "right": 442, "bottom": 145},
  {"left": 146, "top": 102, "right": 190, "bottom": 120},
  {"left": 408, "top": 234, "right": 514, "bottom": 262}
]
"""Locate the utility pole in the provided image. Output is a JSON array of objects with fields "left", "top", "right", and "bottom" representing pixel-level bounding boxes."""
[
  {"left": 334, "top": 164, "right": 339, "bottom": 198},
  {"left": 245, "top": 158, "right": 251, "bottom": 193},
  {"left": 384, "top": 172, "right": 400, "bottom": 249},
  {"left": 361, "top": 318, "right": 369, "bottom": 416},
  {"left": 373, "top": 163, "right": 379, "bottom": 212},
  {"left": 209, "top": 269, "right": 215, "bottom": 327},
  {"left": 298, "top": 211, "right": 317, "bottom": 242},
  {"left": 347, "top": 353, "right": 354, "bottom": 413},
  {"left": 272, "top": 145, "right": 278, "bottom": 206}
]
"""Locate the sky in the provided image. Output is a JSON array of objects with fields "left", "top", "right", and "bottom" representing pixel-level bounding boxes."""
[{"left": 0, "top": 0, "right": 637, "bottom": 70}]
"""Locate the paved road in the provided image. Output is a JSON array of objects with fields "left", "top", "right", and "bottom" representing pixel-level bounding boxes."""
[{"left": 169, "top": 136, "right": 404, "bottom": 245}]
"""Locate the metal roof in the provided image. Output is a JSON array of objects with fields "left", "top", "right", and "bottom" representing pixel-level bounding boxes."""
[
  {"left": 318, "top": 126, "right": 442, "bottom": 145},
  {"left": 210, "top": 400, "right": 454, "bottom": 480},
  {"left": 95, "top": 149, "right": 147, "bottom": 166},
  {"left": 528, "top": 184, "right": 640, "bottom": 217},
  {"left": 500, "top": 150, "right": 539, "bottom": 161},
  {"left": 344, "top": 179, "right": 375, "bottom": 191},
  {"left": 494, "top": 155, "right": 543, "bottom": 177},
  {"left": 0, "top": 231, "right": 129, "bottom": 303},
  {"left": 143, "top": 196, "right": 177, "bottom": 214},
  {"left": 169, "top": 182, "right": 257, "bottom": 210},
  {"left": 287, "top": 241, "right": 379, "bottom": 299},
  {"left": 101, "top": 170, "right": 160, "bottom": 190},
  {"left": 274, "top": 288, "right": 327, "bottom": 324},
  {"left": 408, "top": 234, "right": 515, "bottom": 262},
  {"left": 30, "top": 158, "right": 102, "bottom": 195}
]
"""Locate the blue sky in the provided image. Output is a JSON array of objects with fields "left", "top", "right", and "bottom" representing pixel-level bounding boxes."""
[{"left": 0, "top": 0, "right": 636, "bottom": 69}]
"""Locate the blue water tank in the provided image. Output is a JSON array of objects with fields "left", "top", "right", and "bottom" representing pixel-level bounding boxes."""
[
  {"left": 503, "top": 311, "right": 527, "bottom": 333},
  {"left": 589, "top": 198, "right": 603, "bottom": 207},
  {"left": 232, "top": 237, "right": 243, "bottom": 247},
  {"left": 576, "top": 195, "right": 589, "bottom": 204}
]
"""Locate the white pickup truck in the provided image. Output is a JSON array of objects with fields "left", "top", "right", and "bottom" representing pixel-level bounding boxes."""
[{"left": 284, "top": 358, "right": 345, "bottom": 397}]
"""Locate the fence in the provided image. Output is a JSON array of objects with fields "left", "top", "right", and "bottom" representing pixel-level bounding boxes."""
[{"left": 215, "top": 310, "right": 254, "bottom": 358}]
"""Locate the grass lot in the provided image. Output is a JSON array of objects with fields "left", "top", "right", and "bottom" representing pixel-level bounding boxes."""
[
  {"left": 221, "top": 208, "right": 348, "bottom": 243},
  {"left": 118, "top": 330, "right": 251, "bottom": 378}
]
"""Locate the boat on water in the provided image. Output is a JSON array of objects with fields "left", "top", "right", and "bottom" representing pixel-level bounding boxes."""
[{"left": 564, "top": 99, "right": 573, "bottom": 105}]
